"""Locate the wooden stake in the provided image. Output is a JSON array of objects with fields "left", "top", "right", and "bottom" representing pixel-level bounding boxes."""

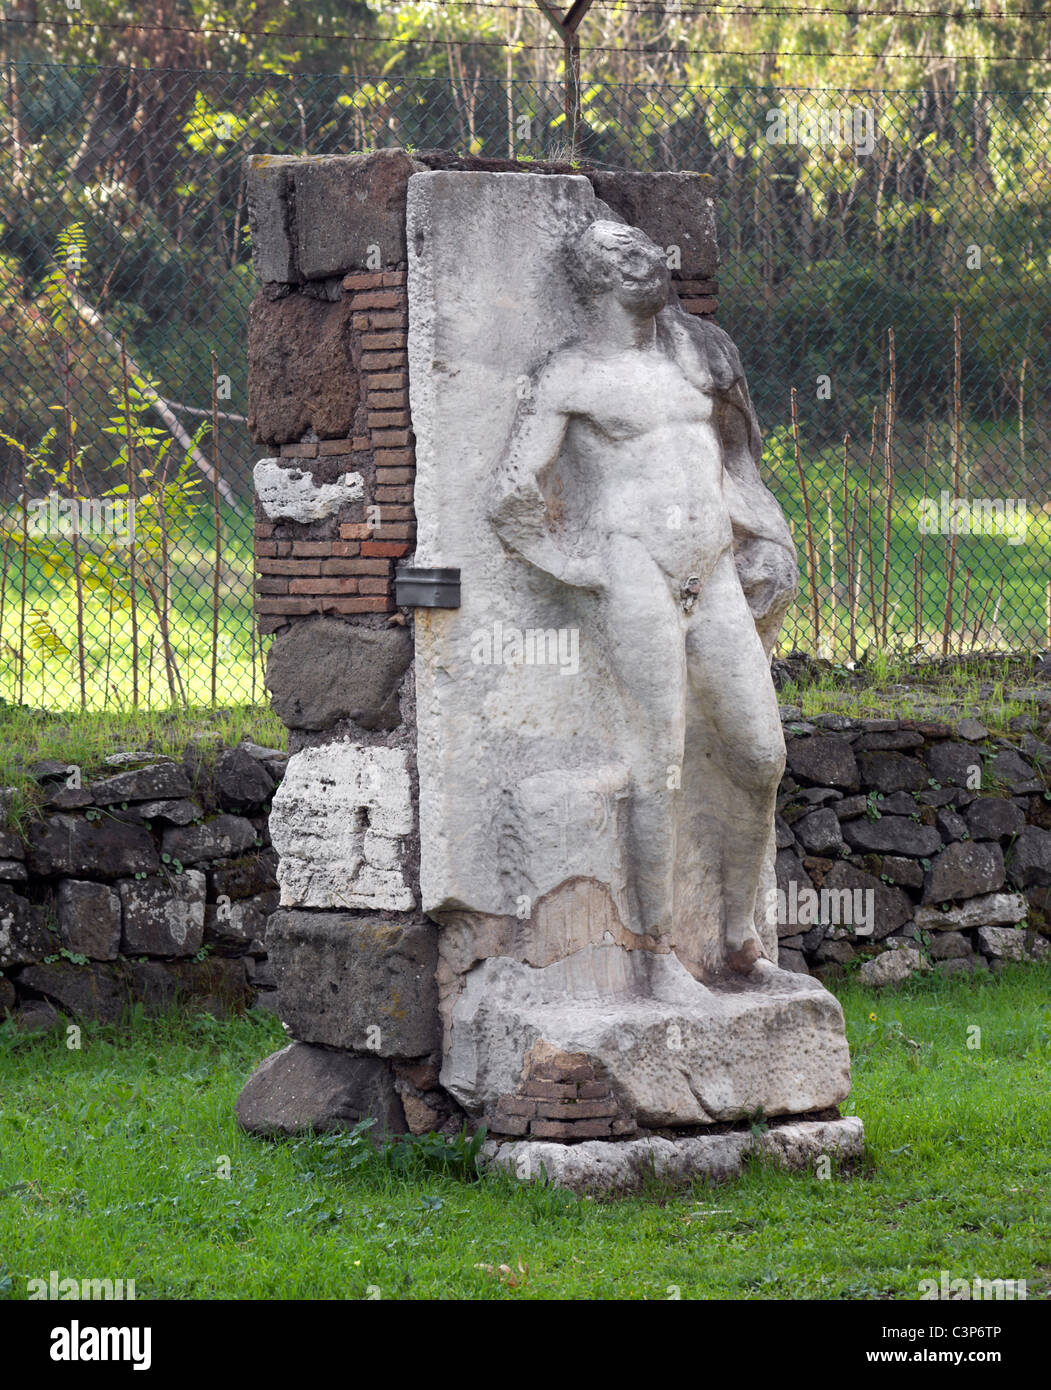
[
  {"left": 791, "top": 388, "right": 821, "bottom": 652},
  {"left": 942, "top": 306, "right": 962, "bottom": 655}
]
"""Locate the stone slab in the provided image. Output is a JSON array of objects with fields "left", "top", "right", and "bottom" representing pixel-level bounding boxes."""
[
  {"left": 481, "top": 1116, "right": 864, "bottom": 1194},
  {"left": 265, "top": 911, "right": 440, "bottom": 1056},
  {"left": 269, "top": 742, "right": 414, "bottom": 910},
  {"left": 443, "top": 949, "right": 852, "bottom": 1127}
]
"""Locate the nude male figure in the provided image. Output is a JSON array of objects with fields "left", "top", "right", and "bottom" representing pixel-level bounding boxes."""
[{"left": 490, "top": 219, "right": 797, "bottom": 974}]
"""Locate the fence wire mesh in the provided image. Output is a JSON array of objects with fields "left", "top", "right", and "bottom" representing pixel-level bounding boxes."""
[{"left": 1, "top": 63, "right": 1049, "bottom": 708}]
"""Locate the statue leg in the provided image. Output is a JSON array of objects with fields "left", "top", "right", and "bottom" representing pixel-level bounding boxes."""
[
  {"left": 597, "top": 535, "right": 687, "bottom": 938},
  {"left": 685, "top": 550, "right": 786, "bottom": 972}
]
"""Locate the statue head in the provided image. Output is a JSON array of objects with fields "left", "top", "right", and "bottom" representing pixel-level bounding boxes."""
[{"left": 564, "top": 220, "right": 670, "bottom": 315}]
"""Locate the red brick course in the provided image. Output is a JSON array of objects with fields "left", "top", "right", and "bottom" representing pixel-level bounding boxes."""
[{"left": 254, "top": 259, "right": 717, "bottom": 628}]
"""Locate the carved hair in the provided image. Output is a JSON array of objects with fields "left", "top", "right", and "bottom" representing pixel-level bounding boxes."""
[{"left": 562, "top": 220, "right": 627, "bottom": 305}]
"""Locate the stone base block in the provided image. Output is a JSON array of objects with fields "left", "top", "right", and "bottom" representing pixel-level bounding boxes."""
[
  {"left": 444, "top": 948, "right": 853, "bottom": 1129},
  {"left": 235, "top": 1041, "right": 407, "bottom": 1138},
  {"left": 481, "top": 1116, "right": 864, "bottom": 1194},
  {"left": 265, "top": 912, "right": 440, "bottom": 1056}
]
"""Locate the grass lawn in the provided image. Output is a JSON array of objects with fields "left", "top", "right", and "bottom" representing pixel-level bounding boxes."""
[
  {"left": 1, "top": 965, "right": 1048, "bottom": 1301},
  {"left": 0, "top": 504, "right": 266, "bottom": 711},
  {"left": 0, "top": 702, "right": 287, "bottom": 829}
]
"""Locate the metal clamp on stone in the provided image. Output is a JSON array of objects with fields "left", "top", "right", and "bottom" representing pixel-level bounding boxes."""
[{"left": 395, "top": 566, "right": 461, "bottom": 609}]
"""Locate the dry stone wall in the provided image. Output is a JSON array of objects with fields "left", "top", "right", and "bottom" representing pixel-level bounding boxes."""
[
  {"left": 773, "top": 696, "right": 1051, "bottom": 984},
  {"left": 0, "top": 741, "right": 286, "bottom": 1032}
]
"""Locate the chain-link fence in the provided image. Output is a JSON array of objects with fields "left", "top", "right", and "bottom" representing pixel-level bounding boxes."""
[{"left": 2, "top": 63, "right": 1049, "bottom": 708}]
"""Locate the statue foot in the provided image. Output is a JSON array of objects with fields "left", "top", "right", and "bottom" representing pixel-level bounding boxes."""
[{"left": 725, "top": 925, "right": 764, "bottom": 975}]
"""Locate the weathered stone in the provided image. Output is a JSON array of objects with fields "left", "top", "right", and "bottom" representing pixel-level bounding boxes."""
[
  {"left": 1005, "top": 825, "right": 1051, "bottom": 888},
  {"left": 965, "top": 797, "right": 1026, "bottom": 843},
  {"left": 857, "top": 947, "right": 930, "bottom": 988},
  {"left": 934, "top": 956, "right": 988, "bottom": 978},
  {"left": 43, "top": 785, "right": 94, "bottom": 810},
  {"left": 922, "top": 840, "right": 1005, "bottom": 904},
  {"left": 0, "top": 860, "right": 27, "bottom": 882},
  {"left": 161, "top": 815, "right": 256, "bottom": 865},
  {"left": 785, "top": 736, "right": 859, "bottom": 790},
  {"left": 14, "top": 1000, "right": 62, "bottom": 1033},
  {"left": 291, "top": 149, "right": 424, "bottom": 279},
  {"left": 814, "top": 938, "right": 856, "bottom": 964},
  {"left": 832, "top": 794, "right": 868, "bottom": 820},
  {"left": 774, "top": 849, "right": 813, "bottom": 938},
  {"left": 269, "top": 743, "right": 414, "bottom": 910},
  {"left": 1021, "top": 733, "right": 1051, "bottom": 765},
  {"left": 842, "top": 816, "right": 942, "bottom": 858},
  {"left": 56, "top": 879, "right": 121, "bottom": 960},
  {"left": 265, "top": 911, "right": 439, "bottom": 1056},
  {"left": 853, "top": 730, "right": 924, "bottom": 751},
  {"left": 204, "top": 891, "right": 278, "bottom": 950},
  {"left": 253, "top": 458, "right": 364, "bottom": 523},
  {"left": 124, "top": 958, "right": 250, "bottom": 1017},
  {"left": 821, "top": 860, "right": 913, "bottom": 940},
  {"left": 977, "top": 925, "right": 1048, "bottom": 962},
  {"left": 777, "top": 946, "right": 809, "bottom": 974},
  {"left": 794, "top": 808, "right": 845, "bottom": 857},
  {"left": 247, "top": 291, "right": 362, "bottom": 444},
  {"left": 128, "top": 798, "right": 202, "bottom": 826},
  {"left": 14, "top": 960, "right": 127, "bottom": 1022},
  {"left": 876, "top": 855, "right": 925, "bottom": 890},
  {"left": 444, "top": 949, "right": 851, "bottom": 1126},
  {"left": 879, "top": 791, "right": 920, "bottom": 816},
  {"left": 774, "top": 814, "right": 795, "bottom": 850},
  {"left": 914, "top": 892, "right": 1027, "bottom": 932},
  {"left": 857, "top": 751, "right": 929, "bottom": 794},
  {"left": 955, "top": 718, "right": 988, "bottom": 741},
  {"left": 935, "top": 807, "right": 969, "bottom": 843},
  {"left": 588, "top": 170, "right": 717, "bottom": 279},
  {"left": 244, "top": 154, "right": 298, "bottom": 283},
  {"left": 25, "top": 814, "right": 159, "bottom": 878},
  {"left": 0, "top": 886, "right": 50, "bottom": 966},
  {"left": 208, "top": 850, "right": 279, "bottom": 901},
  {"left": 239, "top": 741, "right": 289, "bottom": 783},
  {"left": 119, "top": 871, "right": 206, "bottom": 956},
  {"left": 0, "top": 829, "right": 23, "bottom": 860},
  {"left": 30, "top": 759, "right": 73, "bottom": 782},
  {"left": 235, "top": 1042, "right": 407, "bottom": 1138},
  {"left": 481, "top": 1116, "right": 864, "bottom": 1194},
  {"left": 0, "top": 973, "right": 15, "bottom": 1016},
  {"left": 91, "top": 763, "right": 192, "bottom": 805},
  {"left": 925, "top": 741, "right": 982, "bottom": 788},
  {"left": 15, "top": 957, "right": 248, "bottom": 1022},
  {"left": 985, "top": 747, "right": 1043, "bottom": 794},
  {"left": 213, "top": 746, "right": 276, "bottom": 811},
  {"left": 928, "top": 931, "right": 973, "bottom": 960},
  {"left": 266, "top": 619, "right": 412, "bottom": 733}
]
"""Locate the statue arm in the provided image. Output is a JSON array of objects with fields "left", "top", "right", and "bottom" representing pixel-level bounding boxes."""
[
  {"left": 489, "top": 369, "right": 604, "bottom": 590},
  {"left": 667, "top": 310, "right": 799, "bottom": 653}
]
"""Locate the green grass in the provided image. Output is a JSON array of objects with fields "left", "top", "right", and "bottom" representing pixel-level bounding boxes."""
[
  {"left": 775, "top": 650, "right": 1051, "bottom": 734},
  {"left": 763, "top": 421, "right": 1051, "bottom": 660},
  {"left": 0, "top": 503, "right": 266, "bottom": 711},
  {"left": 1, "top": 967, "right": 1048, "bottom": 1300},
  {"left": 0, "top": 702, "right": 286, "bottom": 829}
]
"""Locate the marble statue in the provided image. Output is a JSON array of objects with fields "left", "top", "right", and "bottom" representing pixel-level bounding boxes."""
[
  {"left": 408, "top": 170, "right": 853, "bottom": 1130},
  {"left": 490, "top": 219, "right": 797, "bottom": 972}
]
